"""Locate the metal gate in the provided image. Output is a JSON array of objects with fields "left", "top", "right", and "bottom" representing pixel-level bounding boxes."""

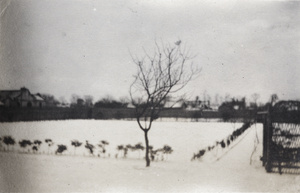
[{"left": 262, "top": 101, "right": 300, "bottom": 174}]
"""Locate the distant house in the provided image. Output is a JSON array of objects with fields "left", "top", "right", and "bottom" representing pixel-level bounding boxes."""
[
  {"left": 126, "top": 103, "right": 135, "bottom": 108},
  {"left": 183, "top": 99, "right": 211, "bottom": 111},
  {"left": 231, "top": 98, "right": 246, "bottom": 110},
  {"left": 126, "top": 97, "right": 212, "bottom": 110},
  {"left": 219, "top": 98, "right": 246, "bottom": 112},
  {"left": 164, "top": 97, "right": 211, "bottom": 111},
  {"left": 163, "top": 99, "right": 185, "bottom": 109},
  {"left": 208, "top": 103, "right": 219, "bottom": 111},
  {"left": 126, "top": 99, "right": 185, "bottom": 109},
  {"left": 0, "top": 87, "right": 46, "bottom": 108}
]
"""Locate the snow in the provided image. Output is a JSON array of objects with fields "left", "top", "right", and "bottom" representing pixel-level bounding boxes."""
[
  {"left": 0, "top": 120, "right": 241, "bottom": 162},
  {"left": 0, "top": 120, "right": 300, "bottom": 192}
]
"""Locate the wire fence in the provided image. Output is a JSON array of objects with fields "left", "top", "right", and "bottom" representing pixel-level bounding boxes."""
[{"left": 262, "top": 101, "right": 300, "bottom": 174}]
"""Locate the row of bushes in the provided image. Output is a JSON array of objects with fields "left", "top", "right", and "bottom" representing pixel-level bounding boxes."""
[
  {"left": 191, "top": 122, "right": 253, "bottom": 161},
  {"left": 0, "top": 136, "right": 173, "bottom": 161}
]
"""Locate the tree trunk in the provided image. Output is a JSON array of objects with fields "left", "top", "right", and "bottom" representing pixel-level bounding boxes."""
[{"left": 144, "top": 130, "right": 150, "bottom": 167}]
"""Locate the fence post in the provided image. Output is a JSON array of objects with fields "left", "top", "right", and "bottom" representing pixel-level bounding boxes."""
[
  {"left": 262, "top": 113, "right": 267, "bottom": 166},
  {"left": 265, "top": 106, "right": 273, "bottom": 172}
]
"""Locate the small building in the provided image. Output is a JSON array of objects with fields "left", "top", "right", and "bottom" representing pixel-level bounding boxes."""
[
  {"left": 183, "top": 100, "right": 211, "bottom": 111},
  {"left": 164, "top": 97, "right": 211, "bottom": 111},
  {"left": 219, "top": 98, "right": 246, "bottom": 112},
  {"left": 0, "top": 87, "right": 46, "bottom": 108},
  {"left": 163, "top": 99, "right": 185, "bottom": 109}
]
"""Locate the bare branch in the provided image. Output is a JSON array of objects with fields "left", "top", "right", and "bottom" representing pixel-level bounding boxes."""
[{"left": 130, "top": 40, "right": 200, "bottom": 131}]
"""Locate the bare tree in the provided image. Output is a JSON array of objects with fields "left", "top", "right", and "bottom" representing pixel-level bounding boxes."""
[
  {"left": 206, "top": 94, "right": 211, "bottom": 105},
  {"left": 70, "top": 94, "right": 80, "bottom": 105},
  {"left": 101, "top": 95, "right": 114, "bottom": 104},
  {"left": 58, "top": 96, "right": 68, "bottom": 105},
  {"left": 119, "top": 96, "right": 130, "bottom": 107},
  {"left": 219, "top": 96, "right": 224, "bottom": 104},
  {"left": 41, "top": 94, "right": 59, "bottom": 106},
  {"left": 224, "top": 93, "right": 231, "bottom": 102},
  {"left": 129, "top": 40, "right": 200, "bottom": 167},
  {"left": 84, "top": 95, "right": 94, "bottom": 107},
  {"left": 251, "top": 93, "right": 260, "bottom": 107},
  {"left": 203, "top": 90, "right": 207, "bottom": 102},
  {"left": 271, "top": 94, "right": 278, "bottom": 106},
  {"left": 214, "top": 93, "right": 220, "bottom": 106}
]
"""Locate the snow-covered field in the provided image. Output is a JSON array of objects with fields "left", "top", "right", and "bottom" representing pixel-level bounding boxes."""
[
  {"left": 0, "top": 120, "right": 299, "bottom": 192},
  {"left": 0, "top": 120, "right": 242, "bottom": 162}
]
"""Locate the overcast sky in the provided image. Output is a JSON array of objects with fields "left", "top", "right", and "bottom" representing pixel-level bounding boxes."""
[{"left": 1, "top": 0, "right": 299, "bottom": 104}]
